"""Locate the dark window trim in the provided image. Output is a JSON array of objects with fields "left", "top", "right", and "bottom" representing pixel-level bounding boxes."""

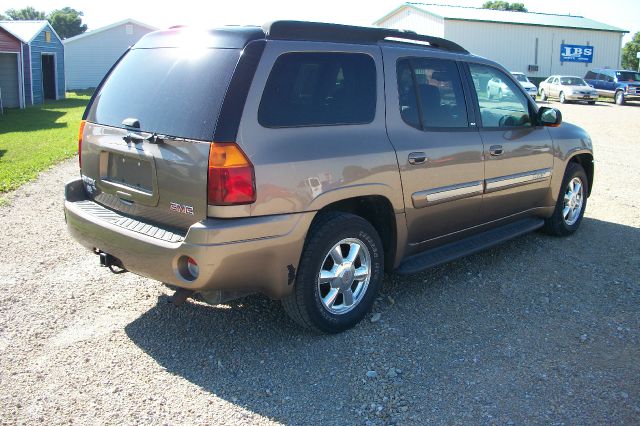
[
  {"left": 258, "top": 51, "right": 377, "bottom": 129},
  {"left": 396, "top": 56, "right": 472, "bottom": 132},
  {"left": 462, "top": 61, "right": 538, "bottom": 130}
]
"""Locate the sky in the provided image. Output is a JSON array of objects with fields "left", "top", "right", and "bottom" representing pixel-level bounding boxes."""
[{"left": 2, "top": 0, "right": 638, "bottom": 43}]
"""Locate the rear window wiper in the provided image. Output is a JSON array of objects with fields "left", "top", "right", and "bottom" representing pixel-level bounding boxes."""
[{"left": 121, "top": 118, "right": 164, "bottom": 144}]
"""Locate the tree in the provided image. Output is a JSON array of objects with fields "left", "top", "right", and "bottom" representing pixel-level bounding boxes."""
[
  {"left": 482, "top": 1, "right": 528, "bottom": 12},
  {"left": 48, "top": 7, "right": 87, "bottom": 39},
  {"left": 621, "top": 31, "right": 640, "bottom": 71},
  {"left": 4, "top": 6, "right": 46, "bottom": 20}
]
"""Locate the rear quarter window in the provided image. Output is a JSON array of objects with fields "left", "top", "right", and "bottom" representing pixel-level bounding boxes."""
[{"left": 258, "top": 52, "right": 376, "bottom": 128}]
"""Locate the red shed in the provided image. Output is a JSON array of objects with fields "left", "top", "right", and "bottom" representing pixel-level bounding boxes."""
[{"left": 0, "top": 26, "right": 24, "bottom": 108}]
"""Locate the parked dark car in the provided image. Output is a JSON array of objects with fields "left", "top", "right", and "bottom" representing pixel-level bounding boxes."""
[{"left": 585, "top": 69, "right": 640, "bottom": 105}]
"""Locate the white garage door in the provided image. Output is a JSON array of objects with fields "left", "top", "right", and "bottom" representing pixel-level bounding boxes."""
[{"left": 0, "top": 53, "right": 20, "bottom": 108}]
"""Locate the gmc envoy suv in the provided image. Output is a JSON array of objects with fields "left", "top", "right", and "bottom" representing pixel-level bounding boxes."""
[{"left": 64, "top": 21, "right": 594, "bottom": 333}]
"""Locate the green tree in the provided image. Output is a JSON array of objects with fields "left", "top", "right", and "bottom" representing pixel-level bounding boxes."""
[
  {"left": 621, "top": 31, "right": 640, "bottom": 71},
  {"left": 47, "top": 7, "right": 87, "bottom": 39},
  {"left": 4, "top": 6, "right": 46, "bottom": 20},
  {"left": 482, "top": 1, "right": 528, "bottom": 12}
]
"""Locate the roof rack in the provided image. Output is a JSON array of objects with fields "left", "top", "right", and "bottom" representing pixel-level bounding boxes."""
[{"left": 263, "top": 20, "right": 468, "bottom": 54}]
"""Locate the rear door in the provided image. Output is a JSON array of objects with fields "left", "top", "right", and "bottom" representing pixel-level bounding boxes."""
[
  {"left": 82, "top": 46, "right": 243, "bottom": 230},
  {"left": 383, "top": 47, "right": 485, "bottom": 248},
  {"left": 465, "top": 62, "right": 553, "bottom": 222}
]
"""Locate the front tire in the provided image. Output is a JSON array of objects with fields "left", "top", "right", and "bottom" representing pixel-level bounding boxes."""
[
  {"left": 540, "top": 89, "right": 547, "bottom": 101},
  {"left": 282, "top": 212, "right": 384, "bottom": 333},
  {"left": 543, "top": 162, "right": 588, "bottom": 236},
  {"left": 615, "top": 90, "right": 625, "bottom": 105},
  {"left": 559, "top": 92, "right": 567, "bottom": 103}
]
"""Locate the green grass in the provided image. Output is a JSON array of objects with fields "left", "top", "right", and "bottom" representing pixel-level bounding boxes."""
[{"left": 0, "top": 91, "right": 91, "bottom": 193}]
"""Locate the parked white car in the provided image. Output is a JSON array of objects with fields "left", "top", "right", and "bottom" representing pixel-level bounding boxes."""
[
  {"left": 486, "top": 76, "right": 512, "bottom": 99},
  {"left": 539, "top": 75, "right": 598, "bottom": 104},
  {"left": 511, "top": 72, "right": 538, "bottom": 99}
]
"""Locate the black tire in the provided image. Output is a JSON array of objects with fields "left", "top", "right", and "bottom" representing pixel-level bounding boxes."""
[
  {"left": 540, "top": 89, "right": 547, "bottom": 101},
  {"left": 615, "top": 90, "right": 625, "bottom": 105},
  {"left": 282, "top": 212, "right": 384, "bottom": 333},
  {"left": 543, "top": 162, "right": 588, "bottom": 237},
  {"left": 587, "top": 101, "right": 596, "bottom": 105}
]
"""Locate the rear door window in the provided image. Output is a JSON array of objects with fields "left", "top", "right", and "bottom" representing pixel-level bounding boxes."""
[
  {"left": 258, "top": 52, "right": 376, "bottom": 127},
  {"left": 396, "top": 57, "right": 468, "bottom": 129},
  {"left": 468, "top": 63, "right": 532, "bottom": 128},
  {"left": 86, "top": 47, "right": 241, "bottom": 141}
]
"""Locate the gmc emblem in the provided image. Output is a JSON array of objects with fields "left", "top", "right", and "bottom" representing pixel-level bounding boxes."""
[{"left": 169, "top": 202, "right": 194, "bottom": 215}]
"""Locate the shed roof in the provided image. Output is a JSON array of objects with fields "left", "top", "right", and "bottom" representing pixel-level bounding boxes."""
[
  {"left": 375, "top": 3, "right": 628, "bottom": 33},
  {"left": 63, "top": 18, "right": 158, "bottom": 44},
  {"left": 0, "top": 20, "right": 62, "bottom": 44}
]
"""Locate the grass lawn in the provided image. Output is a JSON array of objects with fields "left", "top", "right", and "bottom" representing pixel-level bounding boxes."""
[{"left": 0, "top": 92, "right": 90, "bottom": 193}]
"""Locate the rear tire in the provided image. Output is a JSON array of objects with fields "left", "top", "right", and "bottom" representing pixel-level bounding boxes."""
[
  {"left": 615, "top": 90, "right": 625, "bottom": 105},
  {"left": 282, "top": 212, "right": 384, "bottom": 333},
  {"left": 543, "top": 162, "right": 588, "bottom": 237}
]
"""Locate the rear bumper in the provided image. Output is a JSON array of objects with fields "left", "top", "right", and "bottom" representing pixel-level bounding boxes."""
[
  {"left": 64, "top": 178, "right": 313, "bottom": 299},
  {"left": 565, "top": 93, "right": 598, "bottom": 101}
]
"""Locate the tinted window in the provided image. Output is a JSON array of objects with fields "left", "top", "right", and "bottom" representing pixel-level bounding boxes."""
[
  {"left": 87, "top": 48, "right": 240, "bottom": 141},
  {"left": 258, "top": 52, "right": 376, "bottom": 127},
  {"left": 396, "top": 58, "right": 468, "bottom": 129},
  {"left": 616, "top": 71, "right": 640, "bottom": 81},
  {"left": 468, "top": 63, "right": 532, "bottom": 128}
]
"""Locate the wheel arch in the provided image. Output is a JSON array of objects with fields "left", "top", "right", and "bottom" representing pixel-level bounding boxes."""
[
  {"left": 315, "top": 195, "right": 398, "bottom": 272},
  {"left": 569, "top": 153, "right": 594, "bottom": 197}
]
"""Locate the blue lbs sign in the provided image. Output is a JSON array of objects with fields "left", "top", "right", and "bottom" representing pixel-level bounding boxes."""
[{"left": 560, "top": 44, "right": 594, "bottom": 63}]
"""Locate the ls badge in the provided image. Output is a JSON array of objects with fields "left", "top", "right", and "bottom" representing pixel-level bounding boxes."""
[{"left": 170, "top": 202, "right": 194, "bottom": 215}]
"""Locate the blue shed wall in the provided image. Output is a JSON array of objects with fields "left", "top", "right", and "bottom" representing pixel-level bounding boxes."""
[{"left": 30, "top": 24, "right": 65, "bottom": 104}]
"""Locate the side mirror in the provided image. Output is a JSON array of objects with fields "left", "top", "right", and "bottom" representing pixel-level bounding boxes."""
[{"left": 538, "top": 106, "right": 562, "bottom": 127}]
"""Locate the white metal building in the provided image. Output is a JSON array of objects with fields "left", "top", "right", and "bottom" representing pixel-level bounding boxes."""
[
  {"left": 375, "top": 3, "right": 627, "bottom": 83},
  {"left": 63, "top": 19, "right": 156, "bottom": 90}
]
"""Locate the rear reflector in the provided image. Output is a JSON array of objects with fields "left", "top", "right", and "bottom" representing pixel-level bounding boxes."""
[
  {"left": 78, "top": 120, "right": 86, "bottom": 168},
  {"left": 208, "top": 143, "right": 256, "bottom": 205}
]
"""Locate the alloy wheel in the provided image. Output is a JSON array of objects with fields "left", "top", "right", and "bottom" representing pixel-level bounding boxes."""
[{"left": 562, "top": 177, "right": 584, "bottom": 226}]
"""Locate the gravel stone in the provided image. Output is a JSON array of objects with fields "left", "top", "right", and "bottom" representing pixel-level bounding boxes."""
[{"left": 0, "top": 101, "right": 639, "bottom": 424}]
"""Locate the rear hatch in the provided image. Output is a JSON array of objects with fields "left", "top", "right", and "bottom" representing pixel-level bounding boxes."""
[{"left": 81, "top": 36, "right": 244, "bottom": 230}]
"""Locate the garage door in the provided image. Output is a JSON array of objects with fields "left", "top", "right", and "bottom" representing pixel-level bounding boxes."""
[{"left": 0, "top": 53, "right": 20, "bottom": 108}]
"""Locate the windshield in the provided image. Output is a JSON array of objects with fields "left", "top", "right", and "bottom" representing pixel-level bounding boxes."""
[
  {"left": 560, "top": 77, "right": 587, "bottom": 86},
  {"left": 616, "top": 71, "right": 640, "bottom": 82},
  {"left": 86, "top": 47, "right": 240, "bottom": 141},
  {"left": 513, "top": 74, "right": 528, "bottom": 83}
]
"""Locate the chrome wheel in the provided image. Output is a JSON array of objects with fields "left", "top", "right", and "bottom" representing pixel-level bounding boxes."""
[
  {"left": 317, "top": 238, "right": 371, "bottom": 315},
  {"left": 563, "top": 177, "right": 584, "bottom": 226}
]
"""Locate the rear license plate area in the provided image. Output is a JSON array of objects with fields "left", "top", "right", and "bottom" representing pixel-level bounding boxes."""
[{"left": 106, "top": 153, "right": 153, "bottom": 193}]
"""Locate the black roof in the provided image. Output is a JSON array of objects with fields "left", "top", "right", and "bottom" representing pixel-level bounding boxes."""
[{"left": 136, "top": 20, "right": 468, "bottom": 54}]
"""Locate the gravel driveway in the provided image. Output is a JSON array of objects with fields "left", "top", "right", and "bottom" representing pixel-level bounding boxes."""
[{"left": 1, "top": 101, "right": 639, "bottom": 425}]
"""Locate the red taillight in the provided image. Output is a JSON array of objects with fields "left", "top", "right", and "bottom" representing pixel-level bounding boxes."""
[
  {"left": 207, "top": 143, "right": 256, "bottom": 205},
  {"left": 78, "top": 120, "right": 86, "bottom": 168}
]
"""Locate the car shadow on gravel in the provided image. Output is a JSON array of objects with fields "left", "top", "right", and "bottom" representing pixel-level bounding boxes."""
[{"left": 125, "top": 217, "right": 640, "bottom": 424}]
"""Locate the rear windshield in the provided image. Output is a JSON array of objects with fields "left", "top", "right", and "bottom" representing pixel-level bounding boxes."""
[
  {"left": 86, "top": 47, "right": 240, "bottom": 141},
  {"left": 513, "top": 73, "right": 528, "bottom": 83},
  {"left": 560, "top": 77, "right": 587, "bottom": 86}
]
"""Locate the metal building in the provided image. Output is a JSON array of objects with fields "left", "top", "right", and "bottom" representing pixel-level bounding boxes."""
[
  {"left": 63, "top": 19, "right": 156, "bottom": 90},
  {"left": 0, "top": 20, "right": 65, "bottom": 107},
  {"left": 375, "top": 3, "right": 627, "bottom": 84}
]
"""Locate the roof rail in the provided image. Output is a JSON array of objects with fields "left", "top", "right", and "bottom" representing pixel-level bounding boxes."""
[{"left": 263, "top": 20, "right": 468, "bottom": 54}]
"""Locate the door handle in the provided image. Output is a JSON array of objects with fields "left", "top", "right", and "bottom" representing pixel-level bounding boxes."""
[
  {"left": 489, "top": 145, "right": 504, "bottom": 156},
  {"left": 408, "top": 152, "right": 428, "bottom": 165}
]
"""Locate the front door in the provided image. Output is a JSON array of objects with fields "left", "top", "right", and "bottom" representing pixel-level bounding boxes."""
[
  {"left": 465, "top": 63, "right": 554, "bottom": 222},
  {"left": 41, "top": 54, "right": 56, "bottom": 100},
  {"left": 383, "top": 48, "right": 485, "bottom": 249}
]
